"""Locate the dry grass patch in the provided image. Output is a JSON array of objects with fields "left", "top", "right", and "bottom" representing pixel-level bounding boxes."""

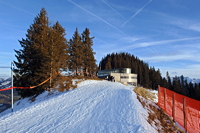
[
  {"left": 54, "top": 75, "right": 102, "bottom": 92},
  {"left": 55, "top": 76, "right": 77, "bottom": 92},
  {"left": 133, "top": 87, "right": 156, "bottom": 102}
]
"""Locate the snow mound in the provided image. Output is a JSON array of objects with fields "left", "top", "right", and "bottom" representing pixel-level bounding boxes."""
[
  {"left": 0, "top": 80, "right": 157, "bottom": 133},
  {"left": 148, "top": 89, "right": 158, "bottom": 103}
]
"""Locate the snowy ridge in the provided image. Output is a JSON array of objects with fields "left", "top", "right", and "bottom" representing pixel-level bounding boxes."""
[
  {"left": 184, "top": 77, "right": 200, "bottom": 84},
  {"left": 170, "top": 76, "right": 200, "bottom": 84},
  {"left": 0, "top": 80, "right": 157, "bottom": 133}
]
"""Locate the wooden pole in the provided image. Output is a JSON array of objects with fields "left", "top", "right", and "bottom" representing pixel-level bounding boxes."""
[
  {"left": 172, "top": 93, "right": 175, "bottom": 120},
  {"left": 158, "top": 85, "right": 161, "bottom": 107},
  {"left": 158, "top": 85, "right": 160, "bottom": 105},
  {"left": 164, "top": 88, "right": 166, "bottom": 111},
  {"left": 183, "top": 98, "right": 187, "bottom": 132}
]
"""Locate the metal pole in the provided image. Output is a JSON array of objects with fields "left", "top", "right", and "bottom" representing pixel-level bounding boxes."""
[
  {"left": 11, "top": 62, "right": 14, "bottom": 112},
  {"left": 11, "top": 69, "right": 13, "bottom": 112}
]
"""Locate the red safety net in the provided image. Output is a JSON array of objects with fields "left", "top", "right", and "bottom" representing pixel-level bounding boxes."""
[
  {"left": 166, "top": 89, "right": 173, "bottom": 116},
  {"left": 158, "top": 86, "right": 200, "bottom": 133}
]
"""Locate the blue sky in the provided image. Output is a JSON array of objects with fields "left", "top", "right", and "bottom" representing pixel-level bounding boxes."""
[{"left": 0, "top": 0, "right": 200, "bottom": 79}]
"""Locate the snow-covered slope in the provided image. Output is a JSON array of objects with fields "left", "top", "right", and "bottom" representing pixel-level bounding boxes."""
[{"left": 0, "top": 80, "right": 157, "bottom": 133}]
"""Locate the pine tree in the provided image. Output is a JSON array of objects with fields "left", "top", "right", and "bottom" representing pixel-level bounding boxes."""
[
  {"left": 105, "top": 57, "right": 112, "bottom": 69},
  {"left": 172, "top": 76, "right": 181, "bottom": 94},
  {"left": 81, "top": 28, "right": 96, "bottom": 76},
  {"left": 166, "top": 71, "right": 172, "bottom": 90},
  {"left": 142, "top": 64, "right": 150, "bottom": 88},
  {"left": 179, "top": 75, "right": 187, "bottom": 96},
  {"left": 161, "top": 77, "right": 168, "bottom": 88},
  {"left": 69, "top": 28, "right": 84, "bottom": 74},
  {"left": 188, "top": 82, "right": 195, "bottom": 98},
  {"left": 137, "top": 61, "right": 143, "bottom": 86},
  {"left": 155, "top": 69, "right": 162, "bottom": 89},
  {"left": 149, "top": 67, "right": 153, "bottom": 89},
  {"left": 194, "top": 83, "right": 200, "bottom": 100},
  {"left": 14, "top": 8, "right": 51, "bottom": 97},
  {"left": 48, "top": 22, "right": 69, "bottom": 85},
  {"left": 184, "top": 79, "right": 189, "bottom": 97}
]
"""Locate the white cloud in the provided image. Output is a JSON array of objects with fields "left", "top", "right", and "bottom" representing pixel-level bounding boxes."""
[
  {"left": 168, "top": 17, "right": 200, "bottom": 32},
  {"left": 188, "top": 23, "right": 200, "bottom": 32},
  {"left": 187, "top": 64, "right": 200, "bottom": 69},
  {"left": 161, "top": 67, "right": 200, "bottom": 79},
  {"left": 121, "top": 36, "right": 142, "bottom": 43},
  {"left": 140, "top": 50, "right": 200, "bottom": 63},
  {"left": 138, "top": 37, "right": 200, "bottom": 47},
  {"left": 106, "top": 36, "right": 200, "bottom": 54}
]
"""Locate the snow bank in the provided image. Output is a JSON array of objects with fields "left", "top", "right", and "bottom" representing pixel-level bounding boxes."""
[
  {"left": 0, "top": 80, "right": 157, "bottom": 133},
  {"left": 148, "top": 89, "right": 158, "bottom": 103}
]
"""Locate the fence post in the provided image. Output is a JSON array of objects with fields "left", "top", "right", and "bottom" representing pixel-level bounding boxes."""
[
  {"left": 158, "top": 85, "right": 160, "bottom": 106},
  {"left": 198, "top": 101, "right": 200, "bottom": 132},
  {"left": 172, "top": 92, "right": 175, "bottom": 120},
  {"left": 183, "top": 98, "right": 187, "bottom": 132}
]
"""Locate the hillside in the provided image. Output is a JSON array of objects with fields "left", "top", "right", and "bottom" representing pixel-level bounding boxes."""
[{"left": 0, "top": 80, "right": 183, "bottom": 133}]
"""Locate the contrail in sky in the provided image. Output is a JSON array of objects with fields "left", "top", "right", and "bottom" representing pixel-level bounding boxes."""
[
  {"left": 102, "top": 0, "right": 134, "bottom": 27},
  {"left": 68, "top": 0, "right": 129, "bottom": 37},
  {"left": 0, "top": 1, "right": 35, "bottom": 16},
  {"left": 122, "top": 0, "right": 152, "bottom": 27},
  {"left": 101, "top": 0, "right": 156, "bottom": 53},
  {"left": 68, "top": 0, "right": 156, "bottom": 53}
]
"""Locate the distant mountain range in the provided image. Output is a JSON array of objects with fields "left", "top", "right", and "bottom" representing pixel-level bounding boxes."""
[
  {"left": 0, "top": 77, "right": 11, "bottom": 89},
  {"left": 170, "top": 76, "right": 200, "bottom": 84},
  {"left": 184, "top": 77, "right": 200, "bottom": 84}
]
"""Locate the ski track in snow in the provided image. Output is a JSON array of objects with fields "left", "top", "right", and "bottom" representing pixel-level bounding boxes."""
[{"left": 0, "top": 80, "right": 157, "bottom": 133}]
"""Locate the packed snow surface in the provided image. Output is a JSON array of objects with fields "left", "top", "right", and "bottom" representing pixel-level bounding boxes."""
[{"left": 0, "top": 80, "right": 157, "bottom": 133}]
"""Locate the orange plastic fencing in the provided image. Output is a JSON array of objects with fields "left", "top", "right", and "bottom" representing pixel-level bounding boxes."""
[
  {"left": 0, "top": 71, "right": 97, "bottom": 92},
  {"left": 0, "top": 77, "right": 51, "bottom": 91},
  {"left": 158, "top": 86, "right": 200, "bottom": 133}
]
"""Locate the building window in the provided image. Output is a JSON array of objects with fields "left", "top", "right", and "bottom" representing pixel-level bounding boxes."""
[
  {"left": 121, "top": 76, "right": 129, "bottom": 79},
  {"left": 131, "top": 77, "right": 137, "bottom": 79}
]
